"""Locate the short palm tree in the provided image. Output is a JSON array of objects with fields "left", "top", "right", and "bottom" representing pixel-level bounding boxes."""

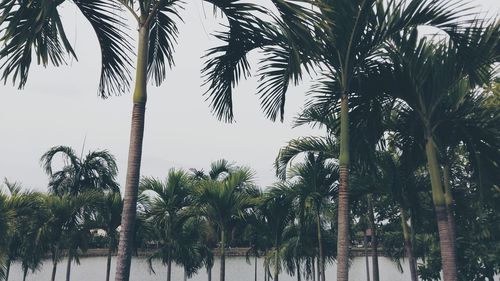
[
  {"left": 285, "top": 153, "right": 338, "bottom": 281},
  {"left": 193, "top": 167, "right": 256, "bottom": 281},
  {"left": 42, "top": 192, "right": 97, "bottom": 281},
  {"left": 259, "top": 184, "right": 295, "bottom": 281},
  {"left": 0, "top": 180, "right": 44, "bottom": 281},
  {"left": 139, "top": 169, "right": 192, "bottom": 281},
  {"left": 41, "top": 146, "right": 119, "bottom": 196},
  {"left": 94, "top": 192, "right": 123, "bottom": 281}
]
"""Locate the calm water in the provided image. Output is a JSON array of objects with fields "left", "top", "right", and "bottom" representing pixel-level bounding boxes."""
[{"left": 9, "top": 256, "right": 414, "bottom": 281}]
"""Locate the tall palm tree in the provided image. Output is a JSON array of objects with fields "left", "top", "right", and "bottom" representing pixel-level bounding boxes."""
[
  {"left": 139, "top": 169, "right": 192, "bottom": 281},
  {"left": 263, "top": 1, "right": 470, "bottom": 279},
  {"left": 0, "top": 2, "right": 283, "bottom": 280},
  {"left": 383, "top": 25, "right": 499, "bottom": 281},
  {"left": 193, "top": 167, "right": 256, "bottom": 281},
  {"left": 41, "top": 146, "right": 119, "bottom": 196}
]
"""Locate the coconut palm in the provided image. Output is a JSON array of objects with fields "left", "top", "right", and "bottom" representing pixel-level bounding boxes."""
[
  {"left": 40, "top": 146, "right": 119, "bottom": 196},
  {"left": 139, "top": 169, "right": 192, "bottom": 281},
  {"left": 382, "top": 24, "right": 499, "bottom": 280},
  {"left": 193, "top": 167, "right": 256, "bottom": 281}
]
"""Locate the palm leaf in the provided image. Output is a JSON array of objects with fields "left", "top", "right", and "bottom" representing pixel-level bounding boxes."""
[{"left": 73, "top": 0, "right": 133, "bottom": 97}]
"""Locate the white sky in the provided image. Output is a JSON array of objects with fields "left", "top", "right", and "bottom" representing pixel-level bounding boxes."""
[{"left": 0, "top": 0, "right": 498, "bottom": 192}]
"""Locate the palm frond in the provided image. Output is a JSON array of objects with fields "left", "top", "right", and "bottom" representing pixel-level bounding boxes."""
[
  {"left": 0, "top": 0, "right": 76, "bottom": 88},
  {"left": 147, "top": 0, "right": 182, "bottom": 86},
  {"left": 73, "top": 0, "right": 133, "bottom": 97}
]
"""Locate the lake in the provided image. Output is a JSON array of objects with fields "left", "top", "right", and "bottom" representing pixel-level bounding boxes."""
[{"left": 8, "top": 256, "right": 415, "bottom": 281}]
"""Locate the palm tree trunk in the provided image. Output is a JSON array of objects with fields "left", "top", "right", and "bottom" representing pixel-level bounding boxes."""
[
  {"left": 22, "top": 267, "right": 28, "bottom": 281},
  {"left": 207, "top": 265, "right": 212, "bottom": 281},
  {"left": 274, "top": 233, "right": 280, "bottom": 281},
  {"left": 315, "top": 208, "right": 325, "bottom": 281},
  {"left": 167, "top": 259, "right": 172, "bottom": 281},
  {"left": 367, "top": 195, "right": 379, "bottom": 281},
  {"left": 52, "top": 260, "right": 58, "bottom": 281},
  {"left": 312, "top": 257, "right": 316, "bottom": 281},
  {"left": 66, "top": 255, "right": 72, "bottom": 281},
  {"left": 106, "top": 238, "right": 114, "bottom": 281},
  {"left": 316, "top": 255, "right": 320, "bottom": 281},
  {"left": 264, "top": 260, "right": 267, "bottom": 281},
  {"left": 337, "top": 93, "right": 350, "bottom": 281},
  {"left": 400, "top": 208, "right": 418, "bottom": 281},
  {"left": 442, "top": 164, "right": 457, "bottom": 246},
  {"left": 220, "top": 228, "right": 226, "bottom": 281},
  {"left": 5, "top": 258, "right": 11, "bottom": 281},
  {"left": 115, "top": 23, "right": 150, "bottom": 281},
  {"left": 296, "top": 258, "right": 301, "bottom": 281},
  {"left": 425, "top": 136, "right": 458, "bottom": 281},
  {"left": 363, "top": 232, "right": 370, "bottom": 281},
  {"left": 254, "top": 255, "right": 258, "bottom": 281}
]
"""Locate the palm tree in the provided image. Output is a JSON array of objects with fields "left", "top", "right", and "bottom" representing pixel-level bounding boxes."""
[
  {"left": 285, "top": 153, "right": 338, "bottom": 281},
  {"left": 259, "top": 184, "right": 295, "bottom": 281},
  {"left": 193, "top": 166, "right": 256, "bottom": 281},
  {"left": 263, "top": 1, "right": 470, "bottom": 279},
  {"left": 42, "top": 192, "right": 97, "bottom": 281},
  {"left": 0, "top": 180, "right": 44, "bottom": 281},
  {"left": 40, "top": 146, "right": 119, "bottom": 196},
  {"left": 383, "top": 25, "right": 499, "bottom": 281},
  {"left": 94, "top": 192, "right": 123, "bottom": 281},
  {"left": 139, "top": 169, "right": 192, "bottom": 281},
  {"left": 0, "top": 2, "right": 285, "bottom": 279}
]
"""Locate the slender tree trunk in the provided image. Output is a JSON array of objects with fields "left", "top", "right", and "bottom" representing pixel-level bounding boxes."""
[
  {"left": 207, "top": 265, "right": 212, "bottom": 281},
  {"left": 400, "top": 208, "right": 418, "bottom": 281},
  {"left": 264, "top": 260, "right": 267, "bottom": 281},
  {"left": 274, "top": 233, "right": 280, "bottom": 281},
  {"left": 66, "top": 255, "right": 73, "bottom": 281},
  {"left": 52, "top": 260, "right": 58, "bottom": 281},
  {"left": 254, "top": 255, "right": 258, "bottom": 281},
  {"left": 167, "top": 259, "right": 172, "bottom": 281},
  {"left": 184, "top": 268, "right": 187, "bottom": 281},
  {"left": 220, "top": 228, "right": 226, "bottom": 281},
  {"left": 425, "top": 136, "right": 458, "bottom": 281},
  {"left": 363, "top": 232, "right": 370, "bottom": 281},
  {"left": 337, "top": 93, "right": 350, "bottom": 281},
  {"left": 5, "top": 258, "right": 11, "bottom": 281},
  {"left": 316, "top": 255, "right": 320, "bottom": 281},
  {"left": 106, "top": 237, "right": 114, "bottom": 281},
  {"left": 316, "top": 208, "right": 325, "bottom": 281},
  {"left": 22, "top": 267, "right": 28, "bottom": 281},
  {"left": 312, "top": 257, "right": 316, "bottom": 281},
  {"left": 114, "top": 23, "right": 150, "bottom": 281},
  {"left": 367, "top": 195, "right": 379, "bottom": 281},
  {"left": 442, "top": 164, "right": 457, "bottom": 247},
  {"left": 296, "top": 258, "right": 301, "bottom": 281}
]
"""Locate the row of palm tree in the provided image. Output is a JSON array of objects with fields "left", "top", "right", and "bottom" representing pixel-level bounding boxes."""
[
  {"left": 1, "top": 133, "right": 499, "bottom": 281},
  {"left": 1, "top": 1, "right": 498, "bottom": 281}
]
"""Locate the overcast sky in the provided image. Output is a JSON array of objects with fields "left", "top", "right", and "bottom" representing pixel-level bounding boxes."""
[{"left": 1, "top": 0, "right": 498, "bottom": 192}]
